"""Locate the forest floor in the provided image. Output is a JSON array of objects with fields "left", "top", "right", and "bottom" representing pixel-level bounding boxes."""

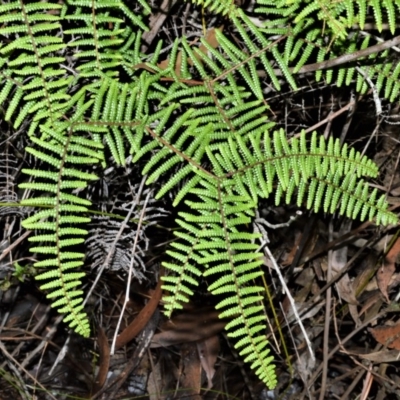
[{"left": 1, "top": 1, "right": 400, "bottom": 399}]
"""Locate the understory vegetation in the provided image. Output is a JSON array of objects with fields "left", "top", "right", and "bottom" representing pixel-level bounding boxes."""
[{"left": 0, "top": 0, "right": 400, "bottom": 398}]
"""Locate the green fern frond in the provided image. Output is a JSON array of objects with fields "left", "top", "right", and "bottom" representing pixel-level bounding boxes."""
[
  {"left": 221, "top": 130, "right": 393, "bottom": 225},
  {"left": 1, "top": 0, "right": 398, "bottom": 391},
  {"left": 161, "top": 126, "right": 397, "bottom": 389},
  {"left": 19, "top": 123, "right": 103, "bottom": 337},
  {"left": 162, "top": 218, "right": 204, "bottom": 316},
  {"left": 188, "top": 0, "right": 237, "bottom": 16},
  {"left": 163, "top": 174, "right": 278, "bottom": 387},
  {"left": 252, "top": 0, "right": 400, "bottom": 100},
  {"left": 0, "top": 1, "right": 81, "bottom": 132}
]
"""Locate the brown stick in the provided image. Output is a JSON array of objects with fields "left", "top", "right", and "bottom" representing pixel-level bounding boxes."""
[{"left": 296, "top": 35, "right": 400, "bottom": 74}]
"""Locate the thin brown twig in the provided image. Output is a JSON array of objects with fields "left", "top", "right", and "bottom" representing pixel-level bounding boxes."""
[
  {"left": 0, "top": 230, "right": 31, "bottom": 262},
  {"left": 385, "top": 147, "right": 400, "bottom": 196},
  {"left": 83, "top": 176, "right": 147, "bottom": 309},
  {"left": 0, "top": 341, "right": 58, "bottom": 400},
  {"left": 0, "top": 305, "right": 51, "bottom": 369},
  {"left": 292, "top": 100, "right": 356, "bottom": 137},
  {"left": 20, "top": 315, "right": 63, "bottom": 369},
  {"left": 296, "top": 35, "right": 400, "bottom": 74},
  {"left": 111, "top": 182, "right": 151, "bottom": 354},
  {"left": 294, "top": 223, "right": 377, "bottom": 324},
  {"left": 339, "top": 367, "right": 367, "bottom": 400},
  {"left": 330, "top": 299, "right": 369, "bottom": 400},
  {"left": 212, "top": 35, "right": 288, "bottom": 83},
  {"left": 0, "top": 326, "right": 92, "bottom": 383},
  {"left": 332, "top": 300, "right": 379, "bottom": 400},
  {"left": 318, "top": 221, "right": 333, "bottom": 400},
  {"left": 306, "top": 303, "right": 400, "bottom": 390},
  {"left": 360, "top": 365, "right": 374, "bottom": 400}
]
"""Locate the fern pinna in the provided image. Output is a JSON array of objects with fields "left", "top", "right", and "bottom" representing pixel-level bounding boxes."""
[
  {"left": 0, "top": 0, "right": 399, "bottom": 389},
  {"left": 19, "top": 124, "right": 103, "bottom": 337}
]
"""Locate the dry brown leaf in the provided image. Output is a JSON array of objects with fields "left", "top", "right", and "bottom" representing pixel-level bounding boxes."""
[
  {"left": 296, "top": 346, "right": 316, "bottom": 384},
  {"left": 359, "top": 349, "right": 400, "bottom": 363},
  {"left": 157, "top": 58, "right": 169, "bottom": 71},
  {"left": 365, "top": 272, "right": 400, "bottom": 292},
  {"left": 359, "top": 292, "right": 383, "bottom": 318},
  {"left": 281, "top": 230, "right": 302, "bottom": 267},
  {"left": 151, "top": 307, "right": 225, "bottom": 348},
  {"left": 198, "top": 28, "right": 220, "bottom": 56},
  {"left": 174, "top": 50, "right": 183, "bottom": 77},
  {"left": 147, "top": 359, "right": 164, "bottom": 400},
  {"left": 363, "top": 296, "right": 383, "bottom": 326},
  {"left": 157, "top": 50, "right": 184, "bottom": 75},
  {"left": 156, "top": 27, "right": 222, "bottom": 72},
  {"left": 115, "top": 278, "right": 162, "bottom": 350},
  {"left": 142, "top": 0, "right": 178, "bottom": 50},
  {"left": 180, "top": 342, "right": 202, "bottom": 399},
  {"left": 377, "top": 237, "right": 400, "bottom": 302},
  {"left": 93, "top": 327, "right": 110, "bottom": 394},
  {"left": 197, "top": 335, "right": 219, "bottom": 389},
  {"left": 187, "top": 28, "right": 221, "bottom": 66},
  {"left": 330, "top": 221, "right": 361, "bottom": 325},
  {"left": 370, "top": 322, "right": 400, "bottom": 349},
  {"left": 332, "top": 222, "right": 358, "bottom": 306}
]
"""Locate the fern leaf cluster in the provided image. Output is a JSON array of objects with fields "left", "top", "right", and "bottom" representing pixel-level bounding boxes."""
[
  {"left": 158, "top": 129, "right": 396, "bottom": 387},
  {"left": 19, "top": 123, "right": 103, "bottom": 337},
  {"left": 0, "top": 0, "right": 398, "bottom": 390},
  {"left": 254, "top": 0, "right": 400, "bottom": 100},
  {"left": 0, "top": 1, "right": 68, "bottom": 133}
]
